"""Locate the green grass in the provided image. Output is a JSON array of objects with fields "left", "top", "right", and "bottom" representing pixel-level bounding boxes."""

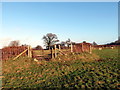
[
  {"left": 32, "top": 49, "right": 71, "bottom": 56},
  {"left": 2, "top": 49, "right": 119, "bottom": 89},
  {"left": 93, "top": 48, "right": 118, "bottom": 60}
]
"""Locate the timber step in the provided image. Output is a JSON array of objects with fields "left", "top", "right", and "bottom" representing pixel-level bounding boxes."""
[{"left": 33, "top": 55, "right": 51, "bottom": 61}]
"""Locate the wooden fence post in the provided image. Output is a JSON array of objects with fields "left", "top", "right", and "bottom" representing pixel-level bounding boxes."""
[
  {"left": 81, "top": 43, "right": 84, "bottom": 52},
  {"left": 90, "top": 45, "right": 92, "bottom": 54},
  {"left": 71, "top": 43, "right": 73, "bottom": 52},
  {"left": 51, "top": 48, "right": 54, "bottom": 59},
  {"left": 58, "top": 44, "right": 61, "bottom": 51},
  {"left": 28, "top": 46, "right": 29, "bottom": 57},
  {"left": 30, "top": 46, "right": 32, "bottom": 58},
  {"left": 28, "top": 45, "right": 32, "bottom": 58},
  {"left": 54, "top": 44, "right": 57, "bottom": 58}
]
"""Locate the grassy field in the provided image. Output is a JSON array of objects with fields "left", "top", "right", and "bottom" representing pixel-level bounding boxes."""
[{"left": 2, "top": 49, "right": 119, "bottom": 89}]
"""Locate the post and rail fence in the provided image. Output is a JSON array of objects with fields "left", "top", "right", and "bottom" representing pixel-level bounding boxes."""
[
  {"left": 1, "top": 45, "right": 32, "bottom": 61},
  {"left": 1, "top": 42, "right": 105, "bottom": 61}
]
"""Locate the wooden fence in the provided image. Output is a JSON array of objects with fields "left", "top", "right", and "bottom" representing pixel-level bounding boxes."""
[
  {"left": 93, "top": 45, "right": 120, "bottom": 50},
  {"left": 1, "top": 43, "right": 119, "bottom": 61},
  {"left": 1, "top": 42, "right": 93, "bottom": 61},
  {"left": 1, "top": 46, "right": 32, "bottom": 60},
  {"left": 50, "top": 42, "right": 92, "bottom": 59},
  {"left": 73, "top": 43, "right": 92, "bottom": 53}
]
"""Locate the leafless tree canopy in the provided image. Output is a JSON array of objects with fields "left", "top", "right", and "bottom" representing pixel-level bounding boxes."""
[
  {"left": 9, "top": 40, "right": 20, "bottom": 46},
  {"left": 42, "top": 33, "right": 59, "bottom": 49}
]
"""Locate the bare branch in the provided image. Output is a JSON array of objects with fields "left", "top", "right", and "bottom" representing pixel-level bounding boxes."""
[{"left": 42, "top": 33, "right": 59, "bottom": 49}]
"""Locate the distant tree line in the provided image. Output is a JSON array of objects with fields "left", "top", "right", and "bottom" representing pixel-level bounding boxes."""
[
  {"left": 105, "top": 37, "right": 120, "bottom": 45},
  {"left": 6, "top": 34, "right": 120, "bottom": 50},
  {"left": 9, "top": 40, "right": 20, "bottom": 46},
  {"left": 42, "top": 33, "right": 76, "bottom": 49}
]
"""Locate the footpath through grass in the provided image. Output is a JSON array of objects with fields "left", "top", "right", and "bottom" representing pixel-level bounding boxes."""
[{"left": 2, "top": 49, "right": 119, "bottom": 89}]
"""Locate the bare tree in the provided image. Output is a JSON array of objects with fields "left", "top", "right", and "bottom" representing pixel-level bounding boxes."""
[
  {"left": 42, "top": 33, "right": 59, "bottom": 49},
  {"left": 9, "top": 40, "right": 20, "bottom": 46}
]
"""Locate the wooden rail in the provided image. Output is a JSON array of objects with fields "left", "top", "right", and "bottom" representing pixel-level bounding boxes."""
[{"left": 13, "top": 49, "right": 28, "bottom": 60}]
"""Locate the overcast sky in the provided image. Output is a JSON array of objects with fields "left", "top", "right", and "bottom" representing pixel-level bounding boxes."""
[{"left": 1, "top": 2, "right": 118, "bottom": 48}]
